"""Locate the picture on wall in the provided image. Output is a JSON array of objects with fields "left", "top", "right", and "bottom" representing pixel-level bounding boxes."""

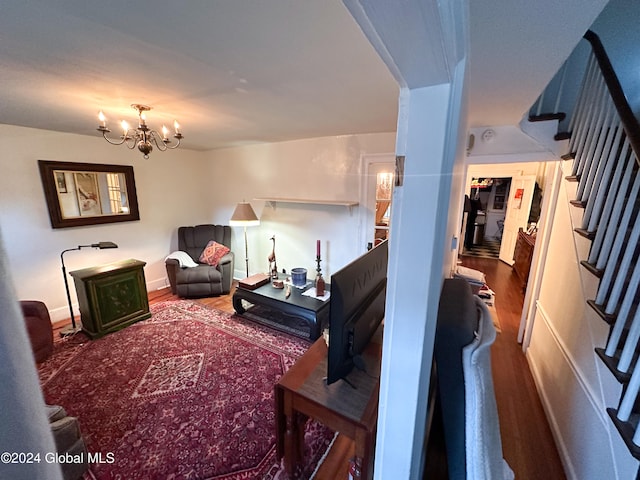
[
  {"left": 75, "top": 172, "right": 102, "bottom": 216},
  {"left": 55, "top": 171, "right": 67, "bottom": 193}
]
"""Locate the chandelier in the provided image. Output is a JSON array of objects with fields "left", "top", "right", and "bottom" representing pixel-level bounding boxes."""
[{"left": 97, "top": 104, "right": 183, "bottom": 159}]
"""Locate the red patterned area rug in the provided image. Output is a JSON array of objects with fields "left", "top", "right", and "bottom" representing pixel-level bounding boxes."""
[{"left": 38, "top": 300, "right": 334, "bottom": 479}]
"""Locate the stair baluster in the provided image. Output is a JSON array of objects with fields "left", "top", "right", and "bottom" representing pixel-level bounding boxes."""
[
  {"left": 568, "top": 53, "right": 598, "bottom": 172},
  {"left": 595, "top": 165, "right": 640, "bottom": 307},
  {"left": 581, "top": 104, "right": 617, "bottom": 227},
  {"left": 576, "top": 79, "right": 611, "bottom": 200},
  {"left": 594, "top": 143, "right": 635, "bottom": 271},
  {"left": 585, "top": 121, "right": 624, "bottom": 236},
  {"left": 571, "top": 58, "right": 604, "bottom": 178}
]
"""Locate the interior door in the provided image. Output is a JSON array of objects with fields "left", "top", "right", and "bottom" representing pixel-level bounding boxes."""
[
  {"left": 499, "top": 174, "right": 537, "bottom": 264},
  {"left": 365, "top": 160, "right": 395, "bottom": 249}
]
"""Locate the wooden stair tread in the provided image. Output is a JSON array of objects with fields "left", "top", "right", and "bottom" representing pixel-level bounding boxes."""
[
  {"left": 580, "top": 260, "right": 603, "bottom": 277},
  {"left": 607, "top": 408, "right": 640, "bottom": 460},
  {"left": 595, "top": 347, "right": 631, "bottom": 384},
  {"left": 528, "top": 112, "right": 567, "bottom": 122},
  {"left": 575, "top": 228, "right": 596, "bottom": 240},
  {"left": 587, "top": 299, "right": 617, "bottom": 325}
]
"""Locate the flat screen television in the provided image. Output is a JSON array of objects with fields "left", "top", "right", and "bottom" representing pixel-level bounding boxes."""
[{"left": 326, "top": 239, "right": 388, "bottom": 385}]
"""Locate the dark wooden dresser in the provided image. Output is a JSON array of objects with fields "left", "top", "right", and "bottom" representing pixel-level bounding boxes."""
[
  {"left": 70, "top": 259, "right": 150, "bottom": 338},
  {"left": 513, "top": 228, "right": 536, "bottom": 291}
]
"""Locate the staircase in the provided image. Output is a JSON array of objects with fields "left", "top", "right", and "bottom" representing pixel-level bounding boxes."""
[{"left": 539, "top": 30, "right": 640, "bottom": 474}]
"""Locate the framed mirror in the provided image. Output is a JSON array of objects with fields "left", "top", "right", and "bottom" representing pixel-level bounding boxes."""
[{"left": 38, "top": 160, "right": 140, "bottom": 229}]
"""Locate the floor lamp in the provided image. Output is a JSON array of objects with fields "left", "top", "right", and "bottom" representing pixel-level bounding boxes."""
[
  {"left": 59, "top": 241, "right": 118, "bottom": 337},
  {"left": 229, "top": 201, "right": 260, "bottom": 278}
]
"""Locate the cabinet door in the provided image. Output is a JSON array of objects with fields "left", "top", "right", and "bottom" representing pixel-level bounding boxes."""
[{"left": 90, "top": 269, "right": 149, "bottom": 329}]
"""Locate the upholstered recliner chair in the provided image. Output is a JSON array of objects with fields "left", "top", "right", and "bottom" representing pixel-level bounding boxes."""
[
  {"left": 20, "top": 300, "right": 54, "bottom": 363},
  {"left": 165, "top": 224, "right": 234, "bottom": 297}
]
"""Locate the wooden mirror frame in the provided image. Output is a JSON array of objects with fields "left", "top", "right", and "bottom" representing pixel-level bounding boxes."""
[{"left": 38, "top": 160, "right": 140, "bottom": 229}]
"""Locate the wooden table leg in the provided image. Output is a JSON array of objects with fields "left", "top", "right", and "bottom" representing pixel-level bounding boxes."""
[
  {"left": 284, "top": 412, "right": 308, "bottom": 477},
  {"left": 283, "top": 392, "right": 297, "bottom": 477},
  {"left": 275, "top": 385, "right": 285, "bottom": 459},
  {"left": 356, "top": 426, "right": 376, "bottom": 480}
]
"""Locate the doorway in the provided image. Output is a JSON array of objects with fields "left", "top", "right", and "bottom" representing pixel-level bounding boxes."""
[
  {"left": 462, "top": 161, "right": 557, "bottom": 352},
  {"left": 374, "top": 170, "right": 393, "bottom": 245},
  {"left": 362, "top": 155, "right": 395, "bottom": 250},
  {"left": 463, "top": 163, "right": 544, "bottom": 264},
  {"left": 463, "top": 177, "right": 511, "bottom": 259}
]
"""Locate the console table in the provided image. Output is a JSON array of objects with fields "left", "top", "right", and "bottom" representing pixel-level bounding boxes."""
[
  {"left": 70, "top": 259, "right": 150, "bottom": 339},
  {"left": 232, "top": 281, "right": 329, "bottom": 340},
  {"left": 275, "top": 330, "right": 382, "bottom": 479}
]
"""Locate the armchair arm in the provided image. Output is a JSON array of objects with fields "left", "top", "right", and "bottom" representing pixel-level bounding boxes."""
[
  {"left": 217, "top": 252, "right": 235, "bottom": 294},
  {"left": 20, "top": 300, "right": 50, "bottom": 321},
  {"left": 165, "top": 259, "right": 181, "bottom": 294},
  {"left": 218, "top": 252, "right": 233, "bottom": 266}
]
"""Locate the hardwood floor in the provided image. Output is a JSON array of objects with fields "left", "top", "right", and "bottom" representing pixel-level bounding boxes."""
[
  {"left": 460, "top": 256, "right": 566, "bottom": 479},
  {"left": 54, "top": 261, "right": 566, "bottom": 479}
]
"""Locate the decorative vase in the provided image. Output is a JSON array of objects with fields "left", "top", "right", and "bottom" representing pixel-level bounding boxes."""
[{"left": 315, "top": 273, "right": 325, "bottom": 297}]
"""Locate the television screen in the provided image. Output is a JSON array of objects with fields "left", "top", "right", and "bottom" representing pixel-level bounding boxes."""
[{"left": 326, "top": 240, "right": 388, "bottom": 385}]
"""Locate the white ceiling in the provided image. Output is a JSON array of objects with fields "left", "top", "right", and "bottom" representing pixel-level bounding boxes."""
[{"left": 0, "top": 0, "right": 609, "bottom": 152}]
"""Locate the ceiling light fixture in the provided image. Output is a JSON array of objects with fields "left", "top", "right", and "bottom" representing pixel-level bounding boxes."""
[{"left": 97, "top": 104, "right": 183, "bottom": 159}]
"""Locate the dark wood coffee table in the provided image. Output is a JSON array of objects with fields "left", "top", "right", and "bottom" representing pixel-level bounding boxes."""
[{"left": 232, "top": 281, "right": 330, "bottom": 340}]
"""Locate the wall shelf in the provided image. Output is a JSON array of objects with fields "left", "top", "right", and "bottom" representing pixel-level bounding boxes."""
[{"left": 255, "top": 197, "right": 359, "bottom": 214}]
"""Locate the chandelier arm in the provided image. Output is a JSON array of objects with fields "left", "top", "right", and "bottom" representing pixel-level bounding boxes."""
[
  {"left": 125, "top": 132, "right": 138, "bottom": 150},
  {"left": 101, "top": 130, "right": 128, "bottom": 146},
  {"left": 101, "top": 130, "right": 138, "bottom": 150},
  {"left": 165, "top": 136, "right": 182, "bottom": 150},
  {"left": 148, "top": 131, "right": 168, "bottom": 151}
]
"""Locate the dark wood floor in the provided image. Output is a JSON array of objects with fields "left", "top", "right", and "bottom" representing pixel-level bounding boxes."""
[
  {"left": 460, "top": 256, "right": 566, "bottom": 479},
  {"left": 54, "top": 258, "right": 566, "bottom": 479}
]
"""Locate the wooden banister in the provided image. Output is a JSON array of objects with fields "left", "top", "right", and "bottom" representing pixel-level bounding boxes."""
[{"left": 583, "top": 30, "right": 640, "bottom": 160}]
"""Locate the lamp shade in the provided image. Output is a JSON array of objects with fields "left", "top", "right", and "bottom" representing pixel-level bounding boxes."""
[
  {"left": 93, "top": 241, "right": 118, "bottom": 249},
  {"left": 229, "top": 202, "right": 260, "bottom": 226}
]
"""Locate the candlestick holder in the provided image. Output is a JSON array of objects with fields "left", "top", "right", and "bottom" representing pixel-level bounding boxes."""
[{"left": 315, "top": 255, "right": 325, "bottom": 297}]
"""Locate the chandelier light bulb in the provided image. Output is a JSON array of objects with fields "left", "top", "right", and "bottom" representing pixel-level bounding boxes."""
[
  {"left": 98, "top": 111, "right": 106, "bottom": 127},
  {"left": 121, "top": 120, "right": 130, "bottom": 133},
  {"left": 162, "top": 125, "right": 169, "bottom": 139}
]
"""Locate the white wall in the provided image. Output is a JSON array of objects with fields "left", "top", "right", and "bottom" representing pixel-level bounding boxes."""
[
  {"left": 0, "top": 124, "right": 216, "bottom": 321},
  {"left": 0, "top": 124, "right": 395, "bottom": 321},
  {"left": 527, "top": 164, "right": 639, "bottom": 479},
  {"left": 204, "top": 133, "right": 396, "bottom": 279}
]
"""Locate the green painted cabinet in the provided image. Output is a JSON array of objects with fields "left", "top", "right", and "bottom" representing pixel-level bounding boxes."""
[{"left": 70, "top": 259, "right": 150, "bottom": 339}]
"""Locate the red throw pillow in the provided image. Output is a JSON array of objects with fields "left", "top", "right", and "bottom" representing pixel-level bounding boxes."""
[{"left": 199, "top": 241, "right": 230, "bottom": 267}]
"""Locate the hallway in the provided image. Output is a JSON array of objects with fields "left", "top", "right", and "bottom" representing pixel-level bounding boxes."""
[{"left": 460, "top": 256, "right": 566, "bottom": 479}]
